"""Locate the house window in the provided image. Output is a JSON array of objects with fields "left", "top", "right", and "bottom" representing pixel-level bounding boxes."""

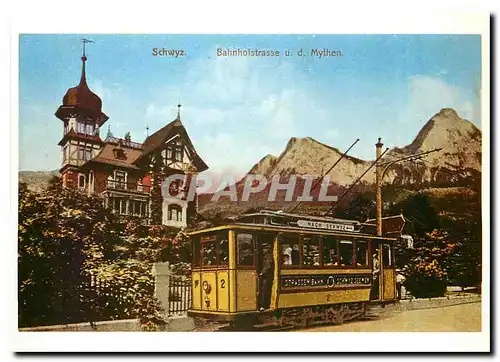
[
  {"left": 168, "top": 204, "right": 183, "bottom": 222},
  {"left": 78, "top": 174, "right": 86, "bottom": 189},
  {"left": 63, "top": 145, "right": 69, "bottom": 162},
  {"left": 78, "top": 145, "right": 92, "bottom": 161},
  {"left": 88, "top": 171, "right": 94, "bottom": 193},
  {"left": 114, "top": 170, "right": 127, "bottom": 189},
  {"left": 174, "top": 139, "right": 183, "bottom": 161},
  {"left": 175, "top": 148, "right": 182, "bottom": 162},
  {"left": 77, "top": 122, "right": 85, "bottom": 134},
  {"left": 120, "top": 198, "right": 127, "bottom": 214},
  {"left": 166, "top": 146, "right": 173, "bottom": 160}
]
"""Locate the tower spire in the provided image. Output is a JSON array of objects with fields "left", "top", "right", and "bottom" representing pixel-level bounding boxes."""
[
  {"left": 177, "top": 104, "right": 182, "bottom": 120},
  {"left": 106, "top": 124, "right": 114, "bottom": 139},
  {"left": 79, "top": 38, "right": 94, "bottom": 86}
]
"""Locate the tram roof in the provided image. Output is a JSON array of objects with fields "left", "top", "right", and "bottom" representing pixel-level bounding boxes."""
[
  {"left": 231, "top": 209, "right": 360, "bottom": 225},
  {"left": 187, "top": 222, "right": 398, "bottom": 241}
]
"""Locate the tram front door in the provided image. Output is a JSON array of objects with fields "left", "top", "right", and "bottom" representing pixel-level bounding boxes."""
[{"left": 371, "top": 241, "right": 396, "bottom": 302}]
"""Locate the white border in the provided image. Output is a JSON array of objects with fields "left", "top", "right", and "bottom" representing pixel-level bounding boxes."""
[{"left": 7, "top": 6, "right": 491, "bottom": 354}]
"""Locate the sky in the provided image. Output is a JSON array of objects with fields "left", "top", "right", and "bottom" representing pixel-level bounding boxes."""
[{"left": 19, "top": 34, "right": 481, "bottom": 178}]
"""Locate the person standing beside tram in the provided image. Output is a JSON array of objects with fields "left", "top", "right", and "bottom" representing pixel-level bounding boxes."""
[
  {"left": 258, "top": 241, "right": 275, "bottom": 312},
  {"left": 372, "top": 249, "right": 380, "bottom": 299}
]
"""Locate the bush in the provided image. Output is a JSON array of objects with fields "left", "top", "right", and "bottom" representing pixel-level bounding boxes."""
[
  {"left": 401, "top": 229, "right": 458, "bottom": 299},
  {"left": 18, "top": 183, "right": 182, "bottom": 328},
  {"left": 403, "top": 258, "right": 447, "bottom": 298}
]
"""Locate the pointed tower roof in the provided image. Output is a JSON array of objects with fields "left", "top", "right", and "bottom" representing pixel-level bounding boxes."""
[
  {"left": 55, "top": 41, "right": 108, "bottom": 125},
  {"left": 62, "top": 53, "right": 102, "bottom": 112}
]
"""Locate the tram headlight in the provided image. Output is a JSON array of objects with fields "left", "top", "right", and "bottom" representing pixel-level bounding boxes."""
[{"left": 202, "top": 281, "right": 212, "bottom": 294}]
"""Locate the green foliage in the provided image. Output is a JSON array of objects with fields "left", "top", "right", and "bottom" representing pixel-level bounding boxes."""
[
  {"left": 402, "top": 229, "right": 458, "bottom": 298},
  {"left": 334, "top": 193, "right": 375, "bottom": 222},
  {"left": 18, "top": 183, "right": 191, "bottom": 328},
  {"left": 390, "top": 193, "right": 440, "bottom": 237}
]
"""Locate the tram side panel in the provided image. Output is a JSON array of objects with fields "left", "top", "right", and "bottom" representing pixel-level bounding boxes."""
[
  {"left": 192, "top": 271, "right": 202, "bottom": 310},
  {"left": 383, "top": 269, "right": 396, "bottom": 300},
  {"left": 216, "top": 270, "right": 230, "bottom": 311},
  {"left": 277, "top": 269, "right": 372, "bottom": 309},
  {"left": 201, "top": 272, "right": 218, "bottom": 311},
  {"left": 236, "top": 270, "right": 257, "bottom": 311}
]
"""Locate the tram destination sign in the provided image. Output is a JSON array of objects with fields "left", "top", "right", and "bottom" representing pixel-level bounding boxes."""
[
  {"left": 280, "top": 274, "right": 371, "bottom": 292},
  {"left": 296, "top": 220, "right": 356, "bottom": 232}
]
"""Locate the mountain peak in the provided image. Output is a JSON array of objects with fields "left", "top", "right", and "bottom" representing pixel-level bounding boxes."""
[{"left": 437, "top": 108, "right": 459, "bottom": 118}]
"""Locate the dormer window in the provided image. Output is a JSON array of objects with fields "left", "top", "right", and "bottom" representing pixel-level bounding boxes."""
[{"left": 113, "top": 148, "right": 127, "bottom": 160}]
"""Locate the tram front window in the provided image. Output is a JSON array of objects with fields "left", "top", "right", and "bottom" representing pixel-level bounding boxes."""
[
  {"left": 355, "top": 240, "right": 369, "bottom": 266},
  {"left": 237, "top": 233, "right": 255, "bottom": 266},
  {"left": 219, "top": 236, "right": 229, "bottom": 266},
  {"left": 302, "top": 235, "right": 321, "bottom": 266},
  {"left": 202, "top": 241, "right": 216, "bottom": 266},
  {"left": 280, "top": 234, "right": 300, "bottom": 266},
  {"left": 339, "top": 240, "right": 354, "bottom": 266}
]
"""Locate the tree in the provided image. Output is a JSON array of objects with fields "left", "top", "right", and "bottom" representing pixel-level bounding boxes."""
[
  {"left": 390, "top": 193, "right": 440, "bottom": 237},
  {"left": 402, "top": 229, "right": 458, "bottom": 298},
  {"left": 334, "top": 193, "right": 375, "bottom": 222},
  {"left": 18, "top": 184, "right": 182, "bottom": 328}
]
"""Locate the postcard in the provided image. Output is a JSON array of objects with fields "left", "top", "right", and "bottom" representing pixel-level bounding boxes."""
[{"left": 11, "top": 10, "right": 490, "bottom": 353}]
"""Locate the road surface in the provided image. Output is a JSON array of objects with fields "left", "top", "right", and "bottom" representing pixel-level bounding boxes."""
[{"left": 300, "top": 302, "right": 481, "bottom": 332}]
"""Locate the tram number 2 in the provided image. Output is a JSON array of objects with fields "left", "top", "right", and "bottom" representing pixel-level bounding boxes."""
[{"left": 220, "top": 279, "right": 226, "bottom": 289}]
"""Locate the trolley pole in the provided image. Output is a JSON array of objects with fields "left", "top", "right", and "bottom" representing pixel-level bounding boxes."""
[{"left": 375, "top": 138, "right": 384, "bottom": 237}]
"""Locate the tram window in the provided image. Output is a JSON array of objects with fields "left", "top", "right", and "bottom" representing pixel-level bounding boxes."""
[
  {"left": 302, "top": 235, "right": 321, "bottom": 266},
  {"left": 355, "top": 240, "right": 368, "bottom": 266},
  {"left": 382, "top": 244, "right": 393, "bottom": 267},
  {"left": 193, "top": 237, "right": 201, "bottom": 266},
  {"left": 323, "top": 237, "right": 339, "bottom": 266},
  {"left": 202, "top": 241, "right": 216, "bottom": 266},
  {"left": 237, "top": 233, "right": 255, "bottom": 266},
  {"left": 339, "top": 240, "right": 354, "bottom": 266},
  {"left": 219, "top": 235, "right": 229, "bottom": 265},
  {"left": 280, "top": 234, "right": 300, "bottom": 266}
]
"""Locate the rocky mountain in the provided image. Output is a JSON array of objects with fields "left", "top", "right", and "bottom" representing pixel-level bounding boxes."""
[
  {"left": 199, "top": 108, "right": 481, "bottom": 217},
  {"left": 248, "top": 154, "right": 278, "bottom": 177},
  {"left": 19, "top": 170, "right": 60, "bottom": 192},
  {"left": 244, "top": 108, "right": 481, "bottom": 187}
]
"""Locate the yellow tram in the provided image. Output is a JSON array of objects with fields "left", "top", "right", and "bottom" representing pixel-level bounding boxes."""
[{"left": 187, "top": 210, "right": 401, "bottom": 327}]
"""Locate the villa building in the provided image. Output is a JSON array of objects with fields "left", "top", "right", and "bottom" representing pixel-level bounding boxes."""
[{"left": 54, "top": 48, "right": 208, "bottom": 228}]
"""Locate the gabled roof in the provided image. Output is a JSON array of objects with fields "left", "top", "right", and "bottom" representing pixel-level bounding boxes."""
[
  {"left": 58, "top": 128, "right": 104, "bottom": 146},
  {"left": 136, "top": 119, "right": 209, "bottom": 172},
  {"left": 81, "top": 142, "right": 142, "bottom": 170}
]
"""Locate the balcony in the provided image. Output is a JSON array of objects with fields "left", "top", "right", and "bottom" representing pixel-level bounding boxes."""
[{"left": 106, "top": 180, "right": 151, "bottom": 193}]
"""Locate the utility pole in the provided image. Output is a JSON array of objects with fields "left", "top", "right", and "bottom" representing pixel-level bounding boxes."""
[
  {"left": 375, "top": 140, "right": 442, "bottom": 237},
  {"left": 375, "top": 138, "right": 384, "bottom": 236}
]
